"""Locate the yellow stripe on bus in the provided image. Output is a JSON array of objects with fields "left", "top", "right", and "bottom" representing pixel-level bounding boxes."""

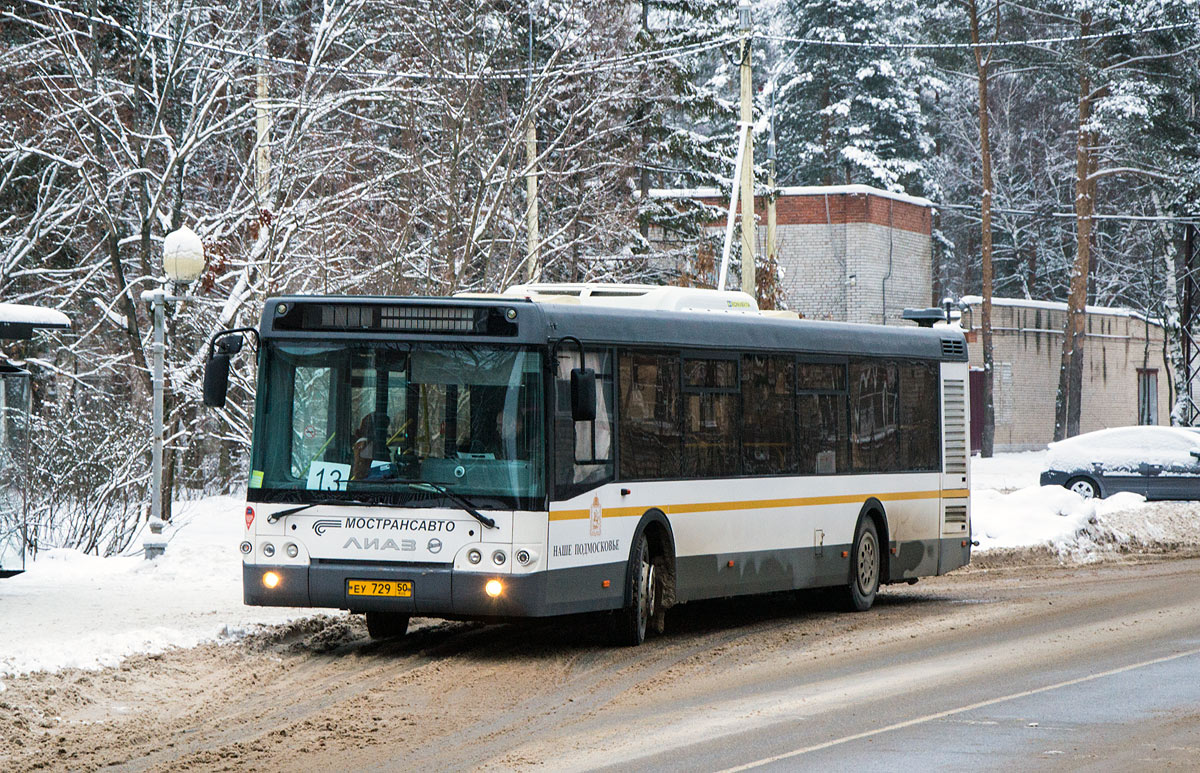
[{"left": 548, "top": 487, "right": 971, "bottom": 522}]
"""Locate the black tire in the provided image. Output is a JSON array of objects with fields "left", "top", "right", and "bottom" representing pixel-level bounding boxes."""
[
  {"left": 841, "top": 518, "right": 881, "bottom": 612},
  {"left": 365, "top": 612, "right": 410, "bottom": 640},
  {"left": 615, "top": 533, "right": 660, "bottom": 646},
  {"left": 1066, "top": 476, "right": 1099, "bottom": 500},
  {"left": 650, "top": 556, "right": 668, "bottom": 636}
]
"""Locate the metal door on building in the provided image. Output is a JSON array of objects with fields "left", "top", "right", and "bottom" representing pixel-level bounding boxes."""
[
  {"left": 968, "top": 368, "right": 985, "bottom": 454},
  {"left": 0, "top": 364, "right": 31, "bottom": 576}
]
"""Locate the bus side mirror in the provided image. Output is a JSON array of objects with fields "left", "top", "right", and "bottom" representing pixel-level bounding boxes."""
[
  {"left": 203, "top": 352, "right": 231, "bottom": 408},
  {"left": 202, "top": 330, "right": 254, "bottom": 408},
  {"left": 571, "top": 368, "right": 596, "bottom": 422}
]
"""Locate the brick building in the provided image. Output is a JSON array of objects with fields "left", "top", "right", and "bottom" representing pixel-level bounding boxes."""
[
  {"left": 649, "top": 184, "right": 934, "bottom": 324},
  {"left": 960, "top": 296, "right": 1171, "bottom": 451}
]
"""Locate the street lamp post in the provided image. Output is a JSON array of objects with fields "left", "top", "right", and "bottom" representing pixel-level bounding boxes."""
[{"left": 141, "top": 226, "right": 205, "bottom": 559}]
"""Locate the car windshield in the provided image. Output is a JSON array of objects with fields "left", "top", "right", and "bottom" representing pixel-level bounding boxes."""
[{"left": 248, "top": 341, "right": 544, "bottom": 508}]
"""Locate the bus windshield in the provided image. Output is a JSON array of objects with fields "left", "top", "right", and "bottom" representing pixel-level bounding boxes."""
[{"left": 248, "top": 341, "right": 545, "bottom": 508}]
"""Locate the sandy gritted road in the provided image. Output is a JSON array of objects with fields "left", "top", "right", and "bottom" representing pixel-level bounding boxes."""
[{"left": 4, "top": 552, "right": 1200, "bottom": 772}]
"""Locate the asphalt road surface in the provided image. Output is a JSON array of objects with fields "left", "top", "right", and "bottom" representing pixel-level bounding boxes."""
[{"left": 4, "top": 554, "right": 1199, "bottom": 771}]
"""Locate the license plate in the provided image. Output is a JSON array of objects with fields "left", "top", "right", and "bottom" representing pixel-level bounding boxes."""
[{"left": 347, "top": 580, "right": 413, "bottom": 598}]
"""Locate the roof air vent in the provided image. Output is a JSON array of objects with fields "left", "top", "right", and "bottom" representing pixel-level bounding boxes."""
[{"left": 941, "top": 338, "right": 966, "bottom": 358}]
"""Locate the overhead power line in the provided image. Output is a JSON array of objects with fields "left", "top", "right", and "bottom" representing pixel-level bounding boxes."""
[
  {"left": 762, "top": 19, "right": 1198, "bottom": 51},
  {"left": 12, "top": 0, "right": 736, "bottom": 82},
  {"left": 938, "top": 202, "right": 1200, "bottom": 225}
]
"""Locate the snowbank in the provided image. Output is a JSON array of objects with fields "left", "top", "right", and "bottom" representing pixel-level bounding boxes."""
[
  {"left": 970, "top": 450, "right": 1200, "bottom": 558},
  {"left": 0, "top": 496, "right": 309, "bottom": 677},
  {"left": 971, "top": 486, "right": 1149, "bottom": 557}
]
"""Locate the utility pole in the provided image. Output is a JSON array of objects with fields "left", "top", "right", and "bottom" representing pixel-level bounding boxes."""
[
  {"left": 1184, "top": 221, "right": 1198, "bottom": 425},
  {"left": 737, "top": 0, "right": 755, "bottom": 299},
  {"left": 254, "top": 0, "right": 271, "bottom": 203},
  {"left": 524, "top": 9, "right": 541, "bottom": 282},
  {"left": 255, "top": 72, "right": 271, "bottom": 202},
  {"left": 766, "top": 87, "right": 777, "bottom": 298}
]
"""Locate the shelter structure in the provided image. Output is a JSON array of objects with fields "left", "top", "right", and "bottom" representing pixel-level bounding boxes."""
[{"left": 0, "top": 303, "right": 70, "bottom": 576}]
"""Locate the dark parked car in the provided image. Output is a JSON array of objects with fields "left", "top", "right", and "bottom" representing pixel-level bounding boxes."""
[{"left": 1041, "top": 426, "right": 1200, "bottom": 500}]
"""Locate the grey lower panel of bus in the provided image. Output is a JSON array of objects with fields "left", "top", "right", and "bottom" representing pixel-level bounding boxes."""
[
  {"left": 244, "top": 560, "right": 627, "bottom": 619},
  {"left": 672, "top": 538, "right": 969, "bottom": 604},
  {"left": 243, "top": 539, "right": 969, "bottom": 619}
]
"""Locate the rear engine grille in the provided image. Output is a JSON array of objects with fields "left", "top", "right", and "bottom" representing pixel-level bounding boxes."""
[
  {"left": 943, "top": 378, "right": 967, "bottom": 475},
  {"left": 944, "top": 505, "right": 967, "bottom": 524}
]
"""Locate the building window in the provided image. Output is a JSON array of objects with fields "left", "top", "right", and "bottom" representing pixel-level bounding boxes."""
[{"left": 1138, "top": 369, "right": 1158, "bottom": 425}]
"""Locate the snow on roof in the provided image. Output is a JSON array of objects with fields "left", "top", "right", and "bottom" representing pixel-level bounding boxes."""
[
  {"left": 502, "top": 282, "right": 763, "bottom": 313},
  {"left": 0, "top": 303, "right": 70, "bottom": 339},
  {"left": 648, "top": 184, "right": 933, "bottom": 208},
  {"left": 0, "top": 303, "right": 70, "bottom": 328},
  {"left": 959, "top": 295, "right": 1160, "bottom": 324}
]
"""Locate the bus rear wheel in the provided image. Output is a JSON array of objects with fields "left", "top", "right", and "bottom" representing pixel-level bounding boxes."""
[
  {"left": 842, "top": 518, "right": 880, "bottom": 612},
  {"left": 365, "top": 612, "right": 409, "bottom": 640},
  {"left": 615, "top": 533, "right": 662, "bottom": 646}
]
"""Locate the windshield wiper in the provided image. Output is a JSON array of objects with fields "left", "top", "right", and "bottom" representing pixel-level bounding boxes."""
[
  {"left": 266, "top": 498, "right": 411, "bottom": 523},
  {"left": 404, "top": 481, "right": 497, "bottom": 529},
  {"left": 266, "top": 487, "right": 498, "bottom": 530}
]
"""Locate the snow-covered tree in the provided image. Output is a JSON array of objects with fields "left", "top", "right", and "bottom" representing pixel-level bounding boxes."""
[{"left": 772, "top": 0, "right": 939, "bottom": 197}]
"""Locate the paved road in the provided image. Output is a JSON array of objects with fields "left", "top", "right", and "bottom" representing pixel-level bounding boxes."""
[
  {"left": 586, "top": 559, "right": 1200, "bottom": 772},
  {"left": 5, "top": 555, "right": 1199, "bottom": 771}
]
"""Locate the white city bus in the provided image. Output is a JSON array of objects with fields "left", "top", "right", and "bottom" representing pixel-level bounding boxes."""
[{"left": 204, "top": 284, "right": 970, "bottom": 645}]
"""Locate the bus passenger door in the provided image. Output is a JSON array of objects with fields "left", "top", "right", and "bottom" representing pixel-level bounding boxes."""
[{"left": 549, "top": 348, "right": 617, "bottom": 566}]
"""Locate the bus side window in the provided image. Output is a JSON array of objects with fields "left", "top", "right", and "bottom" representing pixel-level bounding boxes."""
[
  {"left": 682, "top": 358, "right": 740, "bottom": 478},
  {"left": 850, "top": 360, "right": 900, "bottom": 472},
  {"left": 797, "top": 362, "right": 848, "bottom": 475},
  {"left": 742, "top": 355, "right": 796, "bottom": 475},
  {"left": 555, "top": 349, "right": 614, "bottom": 497},
  {"left": 617, "top": 351, "right": 682, "bottom": 480},
  {"left": 898, "top": 361, "right": 941, "bottom": 471}
]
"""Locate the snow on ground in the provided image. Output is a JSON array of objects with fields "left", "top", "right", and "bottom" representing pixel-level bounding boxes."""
[
  {"left": 2, "top": 452, "right": 1198, "bottom": 680},
  {"left": 970, "top": 450, "right": 1200, "bottom": 559},
  {"left": 0, "top": 496, "right": 309, "bottom": 678},
  {"left": 970, "top": 449, "right": 1046, "bottom": 492}
]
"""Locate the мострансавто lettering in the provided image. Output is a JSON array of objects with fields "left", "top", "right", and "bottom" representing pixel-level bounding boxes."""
[{"left": 344, "top": 517, "right": 455, "bottom": 532}]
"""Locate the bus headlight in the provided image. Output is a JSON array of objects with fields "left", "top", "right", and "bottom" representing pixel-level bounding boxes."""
[
  {"left": 262, "top": 571, "right": 281, "bottom": 589},
  {"left": 262, "top": 542, "right": 275, "bottom": 558},
  {"left": 467, "top": 549, "right": 482, "bottom": 564},
  {"left": 516, "top": 549, "right": 533, "bottom": 566},
  {"left": 285, "top": 543, "right": 299, "bottom": 558},
  {"left": 239, "top": 541, "right": 252, "bottom": 555},
  {"left": 492, "top": 550, "right": 506, "bottom": 566},
  {"left": 485, "top": 579, "right": 503, "bottom": 597}
]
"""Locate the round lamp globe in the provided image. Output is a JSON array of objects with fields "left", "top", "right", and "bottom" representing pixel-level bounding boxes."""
[{"left": 163, "top": 225, "right": 206, "bottom": 283}]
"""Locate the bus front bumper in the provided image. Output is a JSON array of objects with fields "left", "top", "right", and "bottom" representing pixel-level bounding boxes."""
[{"left": 243, "top": 561, "right": 622, "bottom": 619}]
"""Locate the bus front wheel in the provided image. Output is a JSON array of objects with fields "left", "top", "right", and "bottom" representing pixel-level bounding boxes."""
[
  {"left": 365, "top": 612, "right": 409, "bottom": 640},
  {"left": 842, "top": 518, "right": 880, "bottom": 612}
]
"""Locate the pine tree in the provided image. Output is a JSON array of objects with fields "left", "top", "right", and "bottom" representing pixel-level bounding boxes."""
[
  {"left": 774, "top": 0, "right": 938, "bottom": 197},
  {"left": 631, "top": 0, "right": 735, "bottom": 267}
]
